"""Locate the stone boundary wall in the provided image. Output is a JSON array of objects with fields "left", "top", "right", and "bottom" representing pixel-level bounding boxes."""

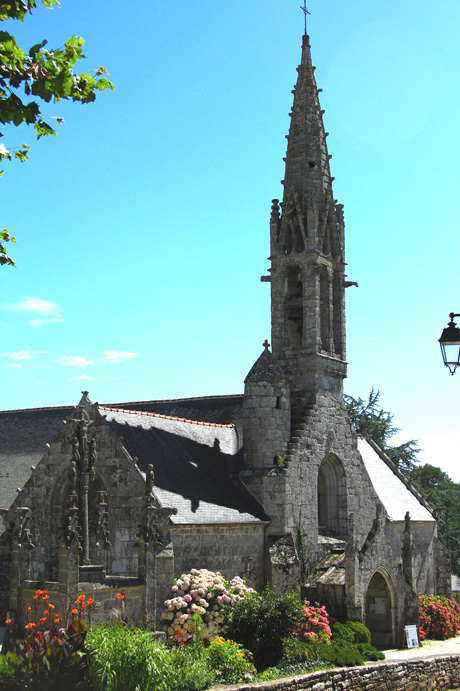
[
  {"left": 18, "top": 585, "right": 145, "bottom": 627},
  {"left": 218, "top": 655, "right": 460, "bottom": 691}
]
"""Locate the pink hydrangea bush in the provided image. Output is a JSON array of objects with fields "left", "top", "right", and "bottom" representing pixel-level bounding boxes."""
[
  {"left": 295, "top": 600, "right": 332, "bottom": 643},
  {"left": 161, "top": 568, "right": 254, "bottom": 643}
]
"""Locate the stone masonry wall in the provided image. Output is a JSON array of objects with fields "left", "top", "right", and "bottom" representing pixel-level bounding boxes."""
[
  {"left": 17, "top": 584, "right": 145, "bottom": 628},
  {"left": 285, "top": 392, "right": 381, "bottom": 551},
  {"left": 218, "top": 655, "right": 460, "bottom": 691},
  {"left": 170, "top": 523, "right": 265, "bottom": 590}
]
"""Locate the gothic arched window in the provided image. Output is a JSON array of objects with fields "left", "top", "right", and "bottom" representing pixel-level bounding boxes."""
[{"left": 317, "top": 454, "right": 347, "bottom": 538}]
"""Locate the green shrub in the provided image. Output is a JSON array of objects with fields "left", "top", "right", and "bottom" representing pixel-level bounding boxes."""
[
  {"left": 358, "top": 643, "right": 385, "bottom": 661},
  {"left": 166, "top": 645, "right": 214, "bottom": 691},
  {"left": 332, "top": 620, "right": 370, "bottom": 645},
  {"left": 331, "top": 621, "right": 382, "bottom": 662},
  {"left": 226, "top": 586, "right": 303, "bottom": 670},
  {"left": 282, "top": 636, "right": 313, "bottom": 664},
  {"left": 0, "top": 654, "right": 15, "bottom": 690},
  {"left": 315, "top": 641, "right": 364, "bottom": 667},
  {"left": 331, "top": 621, "right": 354, "bottom": 645},
  {"left": 344, "top": 621, "right": 371, "bottom": 645},
  {"left": 86, "top": 624, "right": 170, "bottom": 691},
  {"left": 206, "top": 636, "right": 256, "bottom": 684}
]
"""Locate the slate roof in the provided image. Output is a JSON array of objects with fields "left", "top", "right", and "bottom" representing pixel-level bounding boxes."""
[
  {"left": 99, "top": 406, "right": 266, "bottom": 524},
  {"left": 358, "top": 437, "right": 434, "bottom": 522},
  {"left": 0, "top": 406, "right": 73, "bottom": 530},
  {"left": 0, "top": 395, "right": 267, "bottom": 530},
  {"left": 104, "top": 394, "right": 244, "bottom": 429}
]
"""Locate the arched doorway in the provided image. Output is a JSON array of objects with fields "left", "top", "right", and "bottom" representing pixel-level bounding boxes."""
[
  {"left": 317, "top": 454, "right": 347, "bottom": 538},
  {"left": 365, "top": 570, "right": 396, "bottom": 648}
]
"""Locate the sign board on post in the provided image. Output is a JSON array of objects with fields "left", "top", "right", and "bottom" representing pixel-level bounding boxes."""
[{"left": 404, "top": 625, "right": 419, "bottom": 648}]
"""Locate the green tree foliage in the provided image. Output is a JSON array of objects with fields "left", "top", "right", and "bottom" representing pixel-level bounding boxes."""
[
  {"left": 0, "top": 0, "right": 114, "bottom": 266},
  {"left": 411, "top": 464, "right": 460, "bottom": 577},
  {"left": 344, "top": 388, "right": 420, "bottom": 475}
]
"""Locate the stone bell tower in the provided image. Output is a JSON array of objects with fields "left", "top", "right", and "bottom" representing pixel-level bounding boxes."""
[
  {"left": 242, "top": 30, "right": 353, "bottom": 537},
  {"left": 267, "top": 33, "right": 347, "bottom": 408}
]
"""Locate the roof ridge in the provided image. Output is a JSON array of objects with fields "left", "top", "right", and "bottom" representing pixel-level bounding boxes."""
[
  {"left": 0, "top": 404, "right": 72, "bottom": 414},
  {"left": 104, "top": 393, "right": 243, "bottom": 406},
  {"left": 98, "top": 405, "right": 234, "bottom": 429}
]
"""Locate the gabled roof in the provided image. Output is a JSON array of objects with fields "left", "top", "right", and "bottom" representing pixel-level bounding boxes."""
[
  {"left": 0, "top": 395, "right": 267, "bottom": 529},
  {"left": 358, "top": 437, "right": 434, "bottom": 522},
  {"left": 99, "top": 406, "right": 266, "bottom": 524}
]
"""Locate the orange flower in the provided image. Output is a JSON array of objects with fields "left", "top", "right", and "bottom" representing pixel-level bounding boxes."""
[
  {"left": 43, "top": 594, "right": 49, "bottom": 601},
  {"left": 43, "top": 610, "right": 49, "bottom": 616},
  {"left": 48, "top": 603, "right": 55, "bottom": 610},
  {"left": 75, "top": 594, "right": 85, "bottom": 604},
  {"left": 39, "top": 617, "right": 46, "bottom": 626},
  {"left": 116, "top": 591, "right": 125, "bottom": 600},
  {"left": 25, "top": 622, "right": 36, "bottom": 630},
  {"left": 87, "top": 597, "right": 94, "bottom": 606},
  {"left": 54, "top": 616, "right": 61, "bottom": 624},
  {"left": 5, "top": 619, "right": 12, "bottom": 625},
  {"left": 71, "top": 608, "right": 78, "bottom": 615},
  {"left": 27, "top": 606, "right": 31, "bottom": 612}
]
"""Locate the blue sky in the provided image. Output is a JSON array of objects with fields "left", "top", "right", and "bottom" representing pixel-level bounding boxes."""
[{"left": 1, "top": 1, "right": 459, "bottom": 479}]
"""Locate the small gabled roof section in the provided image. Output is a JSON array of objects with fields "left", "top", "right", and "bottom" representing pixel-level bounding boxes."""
[
  {"left": 245, "top": 344, "right": 286, "bottom": 384},
  {"left": 358, "top": 437, "right": 434, "bottom": 522}
]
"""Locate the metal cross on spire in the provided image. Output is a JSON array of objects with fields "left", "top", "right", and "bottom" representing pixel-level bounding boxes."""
[{"left": 299, "top": 1, "right": 310, "bottom": 35}]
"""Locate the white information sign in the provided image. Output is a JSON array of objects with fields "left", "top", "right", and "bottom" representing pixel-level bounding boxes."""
[{"left": 404, "top": 625, "right": 419, "bottom": 648}]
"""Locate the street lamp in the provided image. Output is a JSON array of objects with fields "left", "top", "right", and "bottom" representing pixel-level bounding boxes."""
[{"left": 439, "top": 313, "right": 460, "bottom": 375}]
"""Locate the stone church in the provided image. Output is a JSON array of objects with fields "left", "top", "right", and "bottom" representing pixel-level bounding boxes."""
[{"left": 0, "top": 31, "right": 450, "bottom": 647}]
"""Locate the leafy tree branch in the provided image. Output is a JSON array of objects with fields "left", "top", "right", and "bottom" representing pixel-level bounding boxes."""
[{"left": 0, "top": 0, "right": 114, "bottom": 266}]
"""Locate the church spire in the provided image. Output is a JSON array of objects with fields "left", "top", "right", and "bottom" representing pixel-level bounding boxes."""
[
  {"left": 267, "top": 31, "right": 347, "bottom": 404},
  {"left": 283, "top": 33, "right": 334, "bottom": 206}
]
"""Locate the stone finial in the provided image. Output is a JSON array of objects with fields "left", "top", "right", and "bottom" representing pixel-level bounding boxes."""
[
  {"left": 404, "top": 511, "right": 411, "bottom": 533},
  {"left": 263, "top": 339, "right": 270, "bottom": 352},
  {"left": 146, "top": 464, "right": 155, "bottom": 495}
]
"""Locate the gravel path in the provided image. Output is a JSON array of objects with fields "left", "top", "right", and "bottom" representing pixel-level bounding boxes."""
[{"left": 382, "top": 634, "right": 460, "bottom": 660}]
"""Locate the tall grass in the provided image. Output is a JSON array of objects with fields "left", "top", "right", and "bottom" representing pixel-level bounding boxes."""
[{"left": 86, "top": 624, "right": 170, "bottom": 691}]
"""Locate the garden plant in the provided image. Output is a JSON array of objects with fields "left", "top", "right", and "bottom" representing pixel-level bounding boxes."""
[
  {"left": 419, "top": 594, "right": 460, "bottom": 641},
  {"left": 5, "top": 579, "right": 460, "bottom": 690}
]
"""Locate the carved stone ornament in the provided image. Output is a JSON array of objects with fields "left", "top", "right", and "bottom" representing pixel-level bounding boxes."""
[{"left": 16, "top": 507, "right": 35, "bottom": 549}]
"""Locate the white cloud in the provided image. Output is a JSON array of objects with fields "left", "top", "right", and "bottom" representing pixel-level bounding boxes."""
[
  {"left": 29, "top": 317, "right": 66, "bottom": 327},
  {"left": 57, "top": 350, "right": 139, "bottom": 369},
  {"left": 59, "top": 355, "right": 94, "bottom": 368},
  {"left": 8, "top": 363, "right": 23, "bottom": 368},
  {"left": 1, "top": 297, "right": 62, "bottom": 316},
  {"left": 102, "top": 350, "right": 139, "bottom": 364},
  {"left": 71, "top": 374, "right": 94, "bottom": 381},
  {"left": 1, "top": 349, "right": 32, "bottom": 360}
]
